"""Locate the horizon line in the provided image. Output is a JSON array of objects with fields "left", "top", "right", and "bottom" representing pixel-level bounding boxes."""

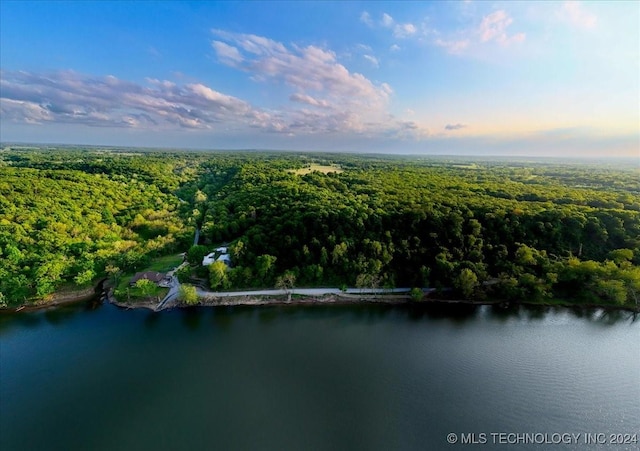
[{"left": 2, "top": 140, "right": 639, "bottom": 163}]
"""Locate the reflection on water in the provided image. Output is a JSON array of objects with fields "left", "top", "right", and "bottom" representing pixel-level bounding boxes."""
[
  {"left": 43, "top": 306, "right": 81, "bottom": 326},
  {"left": 407, "top": 302, "right": 479, "bottom": 323},
  {"left": 180, "top": 308, "right": 202, "bottom": 331},
  {"left": 143, "top": 311, "right": 161, "bottom": 330},
  {"left": 1, "top": 299, "right": 639, "bottom": 451},
  {"left": 211, "top": 307, "right": 234, "bottom": 331},
  {"left": 1, "top": 299, "right": 637, "bottom": 334}
]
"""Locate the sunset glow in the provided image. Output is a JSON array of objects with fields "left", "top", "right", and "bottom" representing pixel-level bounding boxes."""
[{"left": 1, "top": 1, "right": 638, "bottom": 157}]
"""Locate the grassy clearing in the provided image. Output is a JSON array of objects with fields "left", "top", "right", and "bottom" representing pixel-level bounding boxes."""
[
  {"left": 112, "top": 254, "right": 182, "bottom": 301},
  {"left": 146, "top": 254, "right": 184, "bottom": 272},
  {"left": 113, "top": 274, "right": 168, "bottom": 302},
  {"left": 290, "top": 164, "right": 343, "bottom": 175}
]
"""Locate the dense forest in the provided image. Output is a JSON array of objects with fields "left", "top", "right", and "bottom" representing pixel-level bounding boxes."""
[
  {"left": 1, "top": 146, "right": 639, "bottom": 309},
  {"left": 0, "top": 148, "right": 193, "bottom": 304}
]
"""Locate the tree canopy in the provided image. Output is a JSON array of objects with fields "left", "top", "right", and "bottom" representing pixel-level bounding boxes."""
[{"left": 2, "top": 146, "right": 639, "bottom": 308}]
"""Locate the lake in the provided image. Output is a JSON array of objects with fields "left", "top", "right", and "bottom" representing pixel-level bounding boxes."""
[{"left": 1, "top": 301, "right": 638, "bottom": 450}]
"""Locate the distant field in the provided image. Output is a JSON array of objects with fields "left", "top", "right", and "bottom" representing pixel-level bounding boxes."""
[{"left": 290, "top": 164, "right": 343, "bottom": 175}]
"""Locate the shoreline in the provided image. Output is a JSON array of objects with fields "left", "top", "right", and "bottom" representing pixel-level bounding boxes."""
[
  {"left": 0, "top": 285, "right": 100, "bottom": 313},
  {"left": 105, "top": 290, "right": 639, "bottom": 313},
  {"left": 3, "top": 285, "right": 638, "bottom": 314}
]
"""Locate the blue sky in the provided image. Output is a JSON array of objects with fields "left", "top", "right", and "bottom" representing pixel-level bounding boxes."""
[{"left": 1, "top": 1, "right": 638, "bottom": 157}]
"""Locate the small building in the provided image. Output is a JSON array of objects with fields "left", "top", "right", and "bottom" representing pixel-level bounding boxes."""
[
  {"left": 130, "top": 271, "right": 166, "bottom": 286},
  {"left": 202, "top": 252, "right": 217, "bottom": 266},
  {"left": 216, "top": 254, "right": 231, "bottom": 266},
  {"left": 202, "top": 248, "right": 232, "bottom": 267}
]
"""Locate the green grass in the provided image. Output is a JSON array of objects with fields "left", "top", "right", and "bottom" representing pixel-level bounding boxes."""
[
  {"left": 146, "top": 254, "right": 184, "bottom": 272},
  {"left": 113, "top": 275, "right": 168, "bottom": 302},
  {"left": 129, "top": 284, "right": 167, "bottom": 301},
  {"left": 112, "top": 254, "right": 182, "bottom": 301},
  {"left": 113, "top": 273, "right": 139, "bottom": 302}
]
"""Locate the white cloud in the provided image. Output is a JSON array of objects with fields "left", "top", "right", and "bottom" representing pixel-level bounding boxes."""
[
  {"left": 211, "top": 30, "right": 393, "bottom": 115},
  {"left": 479, "top": 10, "right": 526, "bottom": 45},
  {"left": 433, "top": 9, "right": 525, "bottom": 55},
  {"left": 360, "top": 11, "right": 373, "bottom": 27},
  {"left": 187, "top": 83, "right": 249, "bottom": 111},
  {"left": 362, "top": 7, "right": 523, "bottom": 58},
  {"left": 1, "top": 53, "right": 423, "bottom": 141},
  {"left": 394, "top": 22, "right": 417, "bottom": 39},
  {"left": 289, "top": 93, "right": 330, "bottom": 108},
  {"left": 363, "top": 54, "right": 379, "bottom": 67},
  {"left": 211, "top": 41, "right": 243, "bottom": 65},
  {"left": 381, "top": 13, "right": 394, "bottom": 28},
  {"left": 374, "top": 12, "right": 417, "bottom": 40},
  {"left": 224, "top": 33, "right": 430, "bottom": 138},
  {"left": 435, "top": 38, "right": 470, "bottom": 55},
  {"left": 209, "top": 30, "right": 426, "bottom": 136},
  {"left": 212, "top": 29, "right": 287, "bottom": 56},
  {"left": 1, "top": 98, "right": 53, "bottom": 124},
  {"left": 560, "top": 1, "right": 597, "bottom": 29},
  {"left": 360, "top": 13, "right": 419, "bottom": 49},
  {"left": 0, "top": 70, "right": 269, "bottom": 130},
  {"left": 1, "top": 28, "right": 430, "bottom": 141}
]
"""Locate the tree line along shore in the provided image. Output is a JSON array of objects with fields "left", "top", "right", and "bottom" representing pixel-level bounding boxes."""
[{"left": 1, "top": 146, "right": 639, "bottom": 311}]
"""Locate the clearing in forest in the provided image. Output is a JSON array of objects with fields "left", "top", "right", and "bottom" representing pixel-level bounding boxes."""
[{"left": 290, "top": 164, "right": 343, "bottom": 175}]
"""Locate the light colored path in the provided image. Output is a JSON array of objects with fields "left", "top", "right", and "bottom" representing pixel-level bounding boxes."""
[
  {"left": 156, "top": 275, "right": 180, "bottom": 310},
  {"left": 196, "top": 287, "right": 437, "bottom": 298}
]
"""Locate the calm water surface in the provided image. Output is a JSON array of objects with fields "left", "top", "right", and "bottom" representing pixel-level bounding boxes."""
[{"left": 1, "top": 302, "right": 638, "bottom": 450}]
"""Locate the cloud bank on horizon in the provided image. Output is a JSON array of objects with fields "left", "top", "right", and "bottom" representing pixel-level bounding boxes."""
[{"left": 0, "top": 1, "right": 638, "bottom": 157}]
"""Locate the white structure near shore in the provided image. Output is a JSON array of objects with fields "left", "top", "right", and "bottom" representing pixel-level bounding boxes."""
[{"left": 202, "top": 247, "right": 230, "bottom": 266}]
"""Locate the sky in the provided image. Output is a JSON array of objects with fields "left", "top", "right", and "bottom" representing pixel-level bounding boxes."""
[{"left": 1, "top": 1, "right": 638, "bottom": 157}]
